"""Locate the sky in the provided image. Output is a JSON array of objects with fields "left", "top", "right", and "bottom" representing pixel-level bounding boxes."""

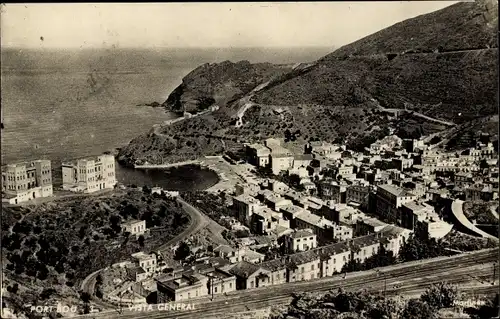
[{"left": 1, "top": 2, "right": 459, "bottom": 49}]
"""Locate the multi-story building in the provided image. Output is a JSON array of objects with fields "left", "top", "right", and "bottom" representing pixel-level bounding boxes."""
[
  {"left": 318, "top": 180, "right": 347, "bottom": 203},
  {"left": 400, "top": 201, "right": 452, "bottom": 239},
  {"left": 202, "top": 268, "right": 237, "bottom": 297},
  {"left": 245, "top": 144, "right": 271, "bottom": 167},
  {"left": 131, "top": 252, "right": 157, "bottom": 274},
  {"left": 62, "top": 154, "right": 116, "bottom": 193},
  {"left": 375, "top": 184, "right": 417, "bottom": 224},
  {"left": 122, "top": 219, "right": 147, "bottom": 238},
  {"left": 293, "top": 154, "right": 314, "bottom": 169},
  {"left": 283, "top": 229, "right": 317, "bottom": 253},
  {"left": 1, "top": 160, "right": 53, "bottom": 204},
  {"left": 465, "top": 184, "right": 498, "bottom": 202},
  {"left": 157, "top": 273, "right": 209, "bottom": 302},
  {"left": 232, "top": 194, "right": 265, "bottom": 226},
  {"left": 346, "top": 185, "right": 370, "bottom": 207},
  {"left": 270, "top": 154, "right": 295, "bottom": 175}
]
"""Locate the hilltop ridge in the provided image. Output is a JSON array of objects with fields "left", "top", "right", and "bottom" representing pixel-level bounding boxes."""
[{"left": 118, "top": 0, "right": 498, "bottom": 166}]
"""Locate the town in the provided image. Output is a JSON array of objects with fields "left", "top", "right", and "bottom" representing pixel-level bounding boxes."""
[{"left": 2, "top": 131, "right": 498, "bottom": 310}]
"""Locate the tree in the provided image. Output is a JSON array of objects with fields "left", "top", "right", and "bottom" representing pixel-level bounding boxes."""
[
  {"left": 174, "top": 242, "right": 191, "bottom": 261},
  {"left": 142, "top": 185, "right": 151, "bottom": 194},
  {"left": 399, "top": 234, "right": 445, "bottom": 262},
  {"left": 80, "top": 292, "right": 91, "bottom": 304},
  {"left": 400, "top": 299, "right": 437, "bottom": 319},
  {"left": 138, "top": 235, "right": 145, "bottom": 248},
  {"left": 420, "top": 282, "right": 458, "bottom": 310}
]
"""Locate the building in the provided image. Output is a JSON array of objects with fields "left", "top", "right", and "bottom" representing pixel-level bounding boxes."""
[
  {"left": 465, "top": 184, "right": 498, "bottom": 202},
  {"left": 1, "top": 160, "right": 53, "bottom": 204},
  {"left": 245, "top": 144, "right": 271, "bottom": 167},
  {"left": 375, "top": 184, "right": 417, "bottom": 224},
  {"left": 131, "top": 252, "right": 157, "bottom": 274},
  {"left": 283, "top": 229, "right": 317, "bottom": 253},
  {"left": 392, "top": 157, "right": 414, "bottom": 171},
  {"left": 346, "top": 185, "right": 370, "bottom": 208},
  {"left": 355, "top": 217, "right": 388, "bottom": 237},
  {"left": 233, "top": 194, "right": 265, "bottom": 226},
  {"left": 293, "top": 154, "right": 314, "bottom": 169},
  {"left": 157, "top": 273, "right": 208, "bottom": 302},
  {"left": 318, "top": 180, "right": 347, "bottom": 203},
  {"left": 201, "top": 268, "right": 237, "bottom": 297},
  {"left": 62, "top": 154, "right": 116, "bottom": 193},
  {"left": 228, "top": 261, "right": 272, "bottom": 290},
  {"left": 400, "top": 201, "right": 452, "bottom": 239},
  {"left": 122, "top": 219, "right": 147, "bottom": 237},
  {"left": 270, "top": 154, "right": 295, "bottom": 175}
]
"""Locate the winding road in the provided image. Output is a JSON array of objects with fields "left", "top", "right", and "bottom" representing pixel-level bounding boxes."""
[{"left": 80, "top": 197, "right": 212, "bottom": 309}]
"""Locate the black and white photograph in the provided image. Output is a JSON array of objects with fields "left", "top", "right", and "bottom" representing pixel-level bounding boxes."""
[{"left": 1, "top": 1, "right": 499, "bottom": 318}]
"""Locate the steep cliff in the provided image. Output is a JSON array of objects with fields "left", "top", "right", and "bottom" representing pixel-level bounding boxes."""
[{"left": 118, "top": 0, "right": 498, "bottom": 166}]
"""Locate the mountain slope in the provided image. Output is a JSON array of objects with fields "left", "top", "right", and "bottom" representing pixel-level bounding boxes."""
[{"left": 118, "top": 0, "right": 498, "bottom": 166}]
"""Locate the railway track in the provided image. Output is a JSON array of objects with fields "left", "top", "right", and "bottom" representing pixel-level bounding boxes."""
[{"left": 82, "top": 248, "right": 498, "bottom": 319}]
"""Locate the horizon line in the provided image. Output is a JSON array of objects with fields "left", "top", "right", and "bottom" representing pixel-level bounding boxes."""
[{"left": 1, "top": 45, "right": 336, "bottom": 50}]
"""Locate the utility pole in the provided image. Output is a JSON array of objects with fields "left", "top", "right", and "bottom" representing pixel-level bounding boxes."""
[{"left": 493, "top": 262, "right": 497, "bottom": 286}]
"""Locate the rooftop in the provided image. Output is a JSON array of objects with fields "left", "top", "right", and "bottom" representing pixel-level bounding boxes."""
[
  {"left": 228, "top": 261, "right": 265, "bottom": 278},
  {"left": 377, "top": 184, "right": 415, "bottom": 197},
  {"left": 288, "top": 229, "right": 315, "bottom": 239}
]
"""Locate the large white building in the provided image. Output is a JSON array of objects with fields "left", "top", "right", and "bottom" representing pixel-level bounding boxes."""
[
  {"left": 62, "top": 154, "right": 116, "bottom": 193},
  {"left": 2, "top": 160, "right": 53, "bottom": 204}
]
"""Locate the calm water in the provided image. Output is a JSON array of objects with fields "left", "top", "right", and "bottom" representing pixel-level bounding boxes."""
[{"left": 1, "top": 47, "right": 331, "bottom": 189}]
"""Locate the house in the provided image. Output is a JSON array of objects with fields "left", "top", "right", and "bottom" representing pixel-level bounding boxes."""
[
  {"left": 126, "top": 265, "right": 148, "bottom": 282},
  {"left": 400, "top": 201, "right": 452, "bottom": 239},
  {"left": 213, "top": 245, "right": 265, "bottom": 264},
  {"left": 232, "top": 194, "right": 265, "bottom": 226},
  {"left": 349, "top": 234, "right": 383, "bottom": 263},
  {"left": 465, "top": 184, "right": 498, "bottom": 202},
  {"left": 200, "top": 268, "right": 237, "bottom": 296},
  {"left": 293, "top": 154, "right": 314, "bottom": 169},
  {"left": 283, "top": 229, "right": 317, "bottom": 253},
  {"left": 157, "top": 273, "right": 208, "bottom": 302},
  {"left": 346, "top": 185, "right": 370, "bottom": 208},
  {"left": 245, "top": 144, "right": 271, "bottom": 167},
  {"left": 1, "top": 160, "right": 53, "bottom": 204},
  {"left": 131, "top": 252, "right": 157, "bottom": 274},
  {"left": 122, "top": 219, "right": 147, "bottom": 237},
  {"left": 228, "top": 261, "right": 272, "bottom": 290},
  {"left": 379, "top": 225, "right": 413, "bottom": 256},
  {"left": 355, "top": 217, "right": 388, "bottom": 237},
  {"left": 270, "top": 154, "right": 295, "bottom": 175},
  {"left": 375, "top": 184, "right": 417, "bottom": 224},
  {"left": 284, "top": 252, "right": 322, "bottom": 283},
  {"left": 258, "top": 259, "right": 288, "bottom": 286},
  {"left": 318, "top": 180, "right": 347, "bottom": 203},
  {"left": 62, "top": 154, "right": 116, "bottom": 193},
  {"left": 318, "top": 242, "right": 351, "bottom": 276}
]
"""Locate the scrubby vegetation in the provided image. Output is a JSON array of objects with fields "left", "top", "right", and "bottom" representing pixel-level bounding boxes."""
[
  {"left": 1, "top": 189, "right": 189, "bottom": 313},
  {"left": 270, "top": 281, "right": 487, "bottom": 319}
]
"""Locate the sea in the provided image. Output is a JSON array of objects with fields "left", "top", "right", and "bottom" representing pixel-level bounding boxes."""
[{"left": 1, "top": 47, "right": 332, "bottom": 190}]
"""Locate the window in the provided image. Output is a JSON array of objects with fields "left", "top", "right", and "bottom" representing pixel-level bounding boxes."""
[
  {"left": 188, "top": 292, "right": 190, "bottom": 298},
  {"left": 229, "top": 283, "right": 232, "bottom": 289},
  {"left": 311, "top": 264, "right": 314, "bottom": 270},
  {"left": 301, "top": 267, "right": 304, "bottom": 273},
  {"left": 250, "top": 281, "right": 254, "bottom": 288},
  {"left": 214, "top": 287, "right": 217, "bottom": 293}
]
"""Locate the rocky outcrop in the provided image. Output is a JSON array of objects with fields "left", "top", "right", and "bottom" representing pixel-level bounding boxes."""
[{"left": 162, "top": 60, "right": 293, "bottom": 114}]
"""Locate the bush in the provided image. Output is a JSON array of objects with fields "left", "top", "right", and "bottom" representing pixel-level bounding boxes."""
[{"left": 420, "top": 282, "right": 458, "bottom": 310}]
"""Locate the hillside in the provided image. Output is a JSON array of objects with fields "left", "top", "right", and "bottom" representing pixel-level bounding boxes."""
[{"left": 118, "top": 0, "right": 498, "bottom": 166}]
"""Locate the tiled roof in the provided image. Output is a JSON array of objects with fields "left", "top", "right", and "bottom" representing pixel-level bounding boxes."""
[
  {"left": 289, "top": 229, "right": 315, "bottom": 239},
  {"left": 378, "top": 184, "right": 415, "bottom": 197},
  {"left": 228, "top": 261, "right": 263, "bottom": 278}
]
